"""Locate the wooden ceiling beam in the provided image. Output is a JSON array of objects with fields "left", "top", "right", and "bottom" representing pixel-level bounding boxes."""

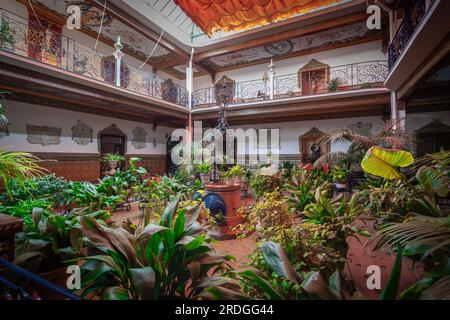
[{"left": 194, "top": 12, "right": 369, "bottom": 62}]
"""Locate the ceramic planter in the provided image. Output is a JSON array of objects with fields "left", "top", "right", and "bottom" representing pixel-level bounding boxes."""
[
  {"left": 200, "top": 173, "right": 210, "bottom": 184},
  {"left": 225, "top": 178, "right": 235, "bottom": 186},
  {"left": 36, "top": 267, "right": 70, "bottom": 300},
  {"left": 108, "top": 160, "right": 118, "bottom": 175},
  {"left": 335, "top": 182, "right": 348, "bottom": 189}
]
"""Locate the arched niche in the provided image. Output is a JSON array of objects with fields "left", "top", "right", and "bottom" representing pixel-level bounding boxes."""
[
  {"left": 298, "top": 59, "right": 330, "bottom": 95},
  {"left": 299, "top": 127, "right": 330, "bottom": 163},
  {"left": 214, "top": 76, "right": 236, "bottom": 102},
  {"left": 416, "top": 120, "right": 450, "bottom": 156}
]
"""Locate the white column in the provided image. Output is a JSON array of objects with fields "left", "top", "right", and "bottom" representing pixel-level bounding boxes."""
[
  {"left": 390, "top": 91, "right": 398, "bottom": 129},
  {"left": 269, "top": 58, "right": 275, "bottom": 99},
  {"left": 113, "top": 36, "right": 124, "bottom": 87},
  {"left": 186, "top": 48, "right": 194, "bottom": 110}
]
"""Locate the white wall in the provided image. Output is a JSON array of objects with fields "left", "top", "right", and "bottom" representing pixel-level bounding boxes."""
[
  {"left": 227, "top": 115, "right": 385, "bottom": 156},
  {"left": 405, "top": 111, "right": 450, "bottom": 133},
  {"left": 193, "top": 40, "right": 387, "bottom": 90},
  {"left": 0, "top": 101, "right": 173, "bottom": 155}
]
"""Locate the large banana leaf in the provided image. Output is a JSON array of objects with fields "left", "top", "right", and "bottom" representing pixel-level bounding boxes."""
[{"left": 361, "top": 146, "right": 414, "bottom": 180}]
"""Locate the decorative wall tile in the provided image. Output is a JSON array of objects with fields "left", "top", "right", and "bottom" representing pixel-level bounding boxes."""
[
  {"left": 132, "top": 127, "right": 147, "bottom": 149},
  {"left": 26, "top": 125, "right": 61, "bottom": 146},
  {"left": 71, "top": 120, "right": 93, "bottom": 145}
]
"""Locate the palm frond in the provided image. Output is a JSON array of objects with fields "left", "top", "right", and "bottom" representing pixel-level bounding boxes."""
[
  {"left": 0, "top": 149, "right": 48, "bottom": 197},
  {"left": 370, "top": 215, "right": 450, "bottom": 258},
  {"left": 314, "top": 151, "right": 347, "bottom": 166},
  {"left": 421, "top": 275, "right": 450, "bottom": 300}
]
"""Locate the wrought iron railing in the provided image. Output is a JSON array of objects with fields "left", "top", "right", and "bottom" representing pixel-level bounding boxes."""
[
  {"left": 0, "top": 9, "right": 187, "bottom": 108},
  {"left": 388, "top": 0, "right": 428, "bottom": 70},
  {"left": 192, "top": 60, "right": 388, "bottom": 109}
]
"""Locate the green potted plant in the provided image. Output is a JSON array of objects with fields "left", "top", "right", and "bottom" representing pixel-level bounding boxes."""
[
  {"left": 102, "top": 153, "right": 125, "bottom": 175},
  {"left": 327, "top": 78, "right": 340, "bottom": 92},
  {"left": 195, "top": 161, "right": 211, "bottom": 185},
  {"left": 331, "top": 165, "right": 350, "bottom": 189},
  {"left": 229, "top": 164, "right": 245, "bottom": 184},
  {"left": 223, "top": 170, "right": 235, "bottom": 186},
  {"left": 73, "top": 195, "right": 241, "bottom": 300},
  {"left": 12, "top": 207, "right": 110, "bottom": 299},
  {"left": 0, "top": 19, "right": 15, "bottom": 52}
]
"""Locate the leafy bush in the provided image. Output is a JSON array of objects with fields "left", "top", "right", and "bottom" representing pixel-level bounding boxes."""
[
  {"left": 0, "top": 199, "right": 52, "bottom": 230},
  {"left": 75, "top": 195, "right": 241, "bottom": 300},
  {"left": 249, "top": 171, "right": 281, "bottom": 199},
  {"left": 0, "top": 174, "right": 69, "bottom": 205},
  {"left": 13, "top": 207, "right": 110, "bottom": 274}
]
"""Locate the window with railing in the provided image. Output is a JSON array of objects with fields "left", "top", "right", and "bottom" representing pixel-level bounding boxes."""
[
  {"left": 388, "top": 0, "right": 428, "bottom": 70},
  {"left": 192, "top": 60, "right": 388, "bottom": 109},
  {"left": 0, "top": 8, "right": 187, "bottom": 108}
]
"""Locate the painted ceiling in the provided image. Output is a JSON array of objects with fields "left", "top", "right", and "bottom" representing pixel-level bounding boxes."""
[
  {"left": 201, "top": 20, "right": 384, "bottom": 71},
  {"left": 29, "top": 0, "right": 174, "bottom": 63},
  {"left": 174, "top": 0, "right": 344, "bottom": 36}
]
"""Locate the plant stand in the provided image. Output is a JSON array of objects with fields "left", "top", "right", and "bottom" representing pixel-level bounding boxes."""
[
  {"left": 204, "top": 183, "right": 242, "bottom": 240},
  {"left": 0, "top": 213, "right": 23, "bottom": 261}
]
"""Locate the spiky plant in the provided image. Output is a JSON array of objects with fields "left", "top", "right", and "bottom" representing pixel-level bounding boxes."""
[
  {"left": 314, "top": 120, "right": 417, "bottom": 168},
  {"left": 0, "top": 149, "right": 47, "bottom": 198},
  {"left": 0, "top": 90, "right": 10, "bottom": 128}
]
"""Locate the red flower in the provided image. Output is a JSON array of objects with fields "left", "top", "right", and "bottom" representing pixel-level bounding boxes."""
[
  {"left": 303, "top": 164, "right": 313, "bottom": 171},
  {"left": 322, "top": 163, "right": 329, "bottom": 174}
]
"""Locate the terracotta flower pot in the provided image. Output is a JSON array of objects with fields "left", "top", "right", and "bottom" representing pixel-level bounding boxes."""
[
  {"left": 200, "top": 173, "right": 210, "bottom": 184},
  {"left": 36, "top": 267, "right": 70, "bottom": 300},
  {"left": 225, "top": 178, "right": 235, "bottom": 186}
]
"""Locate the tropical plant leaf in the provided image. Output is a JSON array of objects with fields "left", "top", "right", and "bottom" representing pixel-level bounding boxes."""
[
  {"left": 302, "top": 271, "right": 339, "bottom": 300},
  {"left": 130, "top": 267, "right": 155, "bottom": 300},
  {"left": 160, "top": 194, "right": 181, "bottom": 227},
  {"left": 361, "top": 146, "right": 414, "bottom": 180},
  {"left": 379, "top": 247, "right": 403, "bottom": 300},
  {"left": 260, "top": 241, "right": 302, "bottom": 284},
  {"left": 237, "top": 269, "right": 284, "bottom": 300},
  {"left": 103, "top": 286, "right": 131, "bottom": 300}
]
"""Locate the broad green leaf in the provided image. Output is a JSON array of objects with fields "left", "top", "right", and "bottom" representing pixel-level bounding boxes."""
[
  {"left": 173, "top": 212, "right": 186, "bottom": 241},
  {"left": 130, "top": 267, "right": 155, "bottom": 300},
  {"left": 361, "top": 146, "right": 414, "bottom": 180},
  {"left": 260, "top": 241, "right": 302, "bottom": 284},
  {"left": 160, "top": 194, "right": 181, "bottom": 227},
  {"left": 380, "top": 247, "right": 403, "bottom": 300},
  {"left": 237, "top": 270, "right": 284, "bottom": 300},
  {"left": 103, "top": 286, "right": 130, "bottom": 300},
  {"left": 302, "top": 271, "right": 339, "bottom": 300}
]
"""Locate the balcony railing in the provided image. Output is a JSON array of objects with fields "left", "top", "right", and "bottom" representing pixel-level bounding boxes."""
[
  {"left": 192, "top": 60, "right": 388, "bottom": 109},
  {"left": 0, "top": 9, "right": 187, "bottom": 108},
  {"left": 388, "top": 0, "right": 428, "bottom": 70}
]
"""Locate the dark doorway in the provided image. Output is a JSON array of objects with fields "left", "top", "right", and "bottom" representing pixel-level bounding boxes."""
[
  {"left": 101, "top": 134, "right": 125, "bottom": 155},
  {"left": 416, "top": 120, "right": 450, "bottom": 156},
  {"left": 166, "top": 136, "right": 179, "bottom": 175}
]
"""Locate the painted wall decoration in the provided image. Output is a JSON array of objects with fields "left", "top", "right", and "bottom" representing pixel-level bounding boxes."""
[
  {"left": 26, "top": 124, "right": 62, "bottom": 146},
  {"left": 264, "top": 40, "right": 293, "bottom": 56},
  {"left": 132, "top": 127, "right": 148, "bottom": 150},
  {"left": 71, "top": 120, "right": 93, "bottom": 145},
  {"left": 202, "top": 20, "right": 383, "bottom": 71},
  {"left": 348, "top": 122, "right": 373, "bottom": 136}
]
